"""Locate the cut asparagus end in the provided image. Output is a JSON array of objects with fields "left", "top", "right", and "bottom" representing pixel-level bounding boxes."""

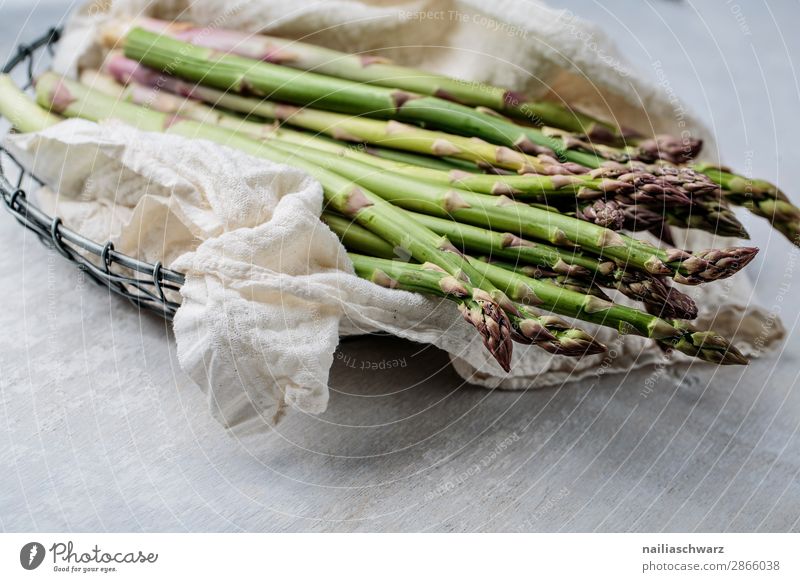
[
  {"left": 101, "top": 17, "right": 183, "bottom": 49},
  {"left": 0, "top": 74, "right": 61, "bottom": 133}
]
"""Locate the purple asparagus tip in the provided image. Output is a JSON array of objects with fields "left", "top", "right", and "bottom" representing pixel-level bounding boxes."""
[
  {"left": 667, "top": 246, "right": 759, "bottom": 285},
  {"left": 636, "top": 134, "right": 704, "bottom": 164},
  {"left": 578, "top": 199, "right": 625, "bottom": 230},
  {"left": 459, "top": 298, "right": 514, "bottom": 372}
]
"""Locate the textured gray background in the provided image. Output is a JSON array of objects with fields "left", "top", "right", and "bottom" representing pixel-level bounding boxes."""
[{"left": 0, "top": 0, "right": 798, "bottom": 532}]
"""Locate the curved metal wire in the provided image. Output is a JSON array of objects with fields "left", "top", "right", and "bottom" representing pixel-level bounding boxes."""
[
  {"left": 0, "top": 29, "right": 389, "bottom": 339},
  {"left": 0, "top": 27, "right": 185, "bottom": 320}
]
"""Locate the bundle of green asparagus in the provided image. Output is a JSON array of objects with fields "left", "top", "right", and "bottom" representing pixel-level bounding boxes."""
[
  {"left": 100, "top": 17, "right": 799, "bottom": 245},
  {"left": 0, "top": 17, "right": 775, "bottom": 373}
]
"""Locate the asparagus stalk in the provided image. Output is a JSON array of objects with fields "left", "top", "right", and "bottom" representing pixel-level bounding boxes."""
[
  {"left": 103, "top": 55, "right": 575, "bottom": 175},
  {"left": 102, "top": 58, "right": 605, "bottom": 193},
  {"left": 0, "top": 74, "right": 61, "bottom": 132},
  {"left": 542, "top": 126, "right": 704, "bottom": 165},
  {"left": 390, "top": 211, "right": 618, "bottom": 278},
  {"left": 81, "top": 71, "right": 744, "bottom": 288},
  {"left": 116, "top": 26, "right": 611, "bottom": 167},
  {"left": 98, "top": 62, "right": 482, "bottom": 172},
  {"left": 667, "top": 196, "right": 749, "bottom": 239},
  {"left": 36, "top": 72, "right": 535, "bottom": 370},
  {"left": 569, "top": 199, "right": 625, "bottom": 230},
  {"left": 631, "top": 134, "right": 704, "bottom": 164},
  {"left": 480, "top": 258, "right": 612, "bottom": 301},
  {"left": 102, "top": 17, "right": 631, "bottom": 141},
  {"left": 361, "top": 145, "right": 480, "bottom": 172},
  {"left": 79, "top": 69, "right": 279, "bottom": 138}
]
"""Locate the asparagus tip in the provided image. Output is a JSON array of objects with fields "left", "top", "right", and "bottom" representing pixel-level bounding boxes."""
[
  {"left": 670, "top": 328, "right": 749, "bottom": 366},
  {"left": 632, "top": 276, "right": 699, "bottom": 320},
  {"left": 578, "top": 199, "right": 625, "bottom": 230},
  {"left": 34, "top": 72, "right": 75, "bottom": 114},
  {"left": 669, "top": 246, "right": 759, "bottom": 284},
  {"left": 459, "top": 298, "right": 514, "bottom": 372},
  {"left": 635, "top": 134, "right": 703, "bottom": 164},
  {"left": 546, "top": 328, "right": 607, "bottom": 357},
  {"left": 511, "top": 316, "right": 558, "bottom": 345}
]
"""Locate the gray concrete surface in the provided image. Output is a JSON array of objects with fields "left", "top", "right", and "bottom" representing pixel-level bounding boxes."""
[{"left": 0, "top": 0, "right": 798, "bottom": 532}]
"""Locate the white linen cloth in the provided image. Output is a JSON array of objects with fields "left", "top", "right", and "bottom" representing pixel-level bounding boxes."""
[{"left": 5, "top": 0, "right": 783, "bottom": 430}]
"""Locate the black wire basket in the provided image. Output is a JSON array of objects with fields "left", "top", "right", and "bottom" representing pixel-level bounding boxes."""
[{"left": 0, "top": 27, "right": 185, "bottom": 320}]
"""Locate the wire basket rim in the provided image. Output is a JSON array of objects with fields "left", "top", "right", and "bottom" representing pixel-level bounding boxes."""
[{"left": 1, "top": 26, "right": 186, "bottom": 320}]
